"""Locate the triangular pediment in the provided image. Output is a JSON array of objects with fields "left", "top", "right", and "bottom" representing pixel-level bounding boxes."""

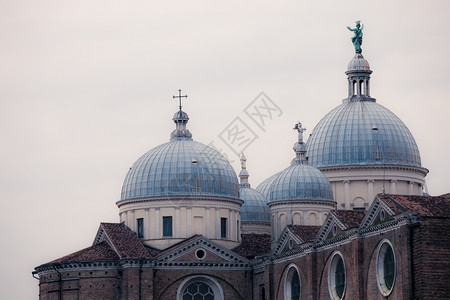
[
  {"left": 273, "top": 226, "right": 305, "bottom": 256},
  {"left": 315, "top": 212, "right": 347, "bottom": 243},
  {"left": 360, "top": 195, "right": 396, "bottom": 229},
  {"left": 154, "top": 236, "right": 250, "bottom": 269}
]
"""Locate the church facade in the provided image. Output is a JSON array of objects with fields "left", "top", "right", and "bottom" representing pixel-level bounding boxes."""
[{"left": 33, "top": 33, "right": 450, "bottom": 300}]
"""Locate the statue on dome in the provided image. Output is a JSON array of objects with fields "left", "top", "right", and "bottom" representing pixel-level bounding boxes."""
[
  {"left": 347, "top": 21, "right": 364, "bottom": 53},
  {"left": 294, "top": 122, "right": 306, "bottom": 143}
]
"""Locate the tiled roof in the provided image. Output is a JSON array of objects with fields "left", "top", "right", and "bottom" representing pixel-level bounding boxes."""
[
  {"left": 287, "top": 225, "right": 320, "bottom": 243},
  {"left": 101, "top": 222, "right": 160, "bottom": 258},
  {"left": 379, "top": 194, "right": 450, "bottom": 217},
  {"left": 232, "top": 234, "right": 271, "bottom": 259},
  {"left": 47, "top": 241, "right": 119, "bottom": 264},
  {"left": 333, "top": 210, "right": 366, "bottom": 228}
]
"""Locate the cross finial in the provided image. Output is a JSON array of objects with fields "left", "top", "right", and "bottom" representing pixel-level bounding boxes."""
[{"left": 172, "top": 89, "right": 188, "bottom": 111}]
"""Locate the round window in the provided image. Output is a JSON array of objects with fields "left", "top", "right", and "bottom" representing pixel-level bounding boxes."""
[
  {"left": 328, "top": 252, "right": 346, "bottom": 300},
  {"left": 376, "top": 240, "right": 396, "bottom": 296},
  {"left": 195, "top": 249, "right": 206, "bottom": 260},
  {"left": 284, "top": 264, "right": 301, "bottom": 300},
  {"left": 177, "top": 276, "right": 223, "bottom": 300}
]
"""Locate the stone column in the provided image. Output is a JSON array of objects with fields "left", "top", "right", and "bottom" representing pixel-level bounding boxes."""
[
  {"left": 186, "top": 208, "right": 192, "bottom": 237},
  {"left": 155, "top": 208, "right": 160, "bottom": 238},
  {"left": 408, "top": 181, "right": 414, "bottom": 195},
  {"left": 144, "top": 208, "right": 149, "bottom": 239},
  {"left": 390, "top": 180, "right": 397, "bottom": 194},
  {"left": 344, "top": 180, "right": 351, "bottom": 210},
  {"left": 215, "top": 209, "right": 220, "bottom": 239},
  {"left": 274, "top": 212, "right": 279, "bottom": 241},
  {"left": 130, "top": 210, "right": 135, "bottom": 231},
  {"left": 205, "top": 208, "right": 210, "bottom": 238},
  {"left": 367, "top": 180, "right": 375, "bottom": 202},
  {"left": 229, "top": 210, "right": 233, "bottom": 240},
  {"left": 175, "top": 207, "right": 180, "bottom": 238}
]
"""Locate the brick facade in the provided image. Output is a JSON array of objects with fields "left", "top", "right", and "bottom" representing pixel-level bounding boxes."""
[{"left": 34, "top": 194, "right": 450, "bottom": 299}]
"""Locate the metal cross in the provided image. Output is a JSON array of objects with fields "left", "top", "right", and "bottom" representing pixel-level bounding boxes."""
[{"left": 172, "top": 89, "right": 188, "bottom": 110}]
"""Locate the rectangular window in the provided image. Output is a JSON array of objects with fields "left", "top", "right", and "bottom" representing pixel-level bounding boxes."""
[
  {"left": 137, "top": 218, "right": 144, "bottom": 238},
  {"left": 163, "top": 216, "right": 173, "bottom": 237},
  {"left": 221, "top": 218, "right": 227, "bottom": 239}
]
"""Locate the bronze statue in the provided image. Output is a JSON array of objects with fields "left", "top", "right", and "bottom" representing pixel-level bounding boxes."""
[{"left": 347, "top": 21, "right": 364, "bottom": 53}]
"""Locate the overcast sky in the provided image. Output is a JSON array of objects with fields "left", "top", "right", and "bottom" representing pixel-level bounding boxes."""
[{"left": 1, "top": 1, "right": 449, "bottom": 299}]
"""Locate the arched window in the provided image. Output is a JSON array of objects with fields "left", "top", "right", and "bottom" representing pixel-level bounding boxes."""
[
  {"left": 352, "top": 197, "right": 365, "bottom": 211},
  {"left": 293, "top": 213, "right": 301, "bottom": 225},
  {"left": 307, "top": 212, "right": 318, "bottom": 225},
  {"left": 284, "top": 264, "right": 301, "bottom": 300},
  {"left": 328, "top": 251, "right": 346, "bottom": 300},
  {"left": 279, "top": 213, "right": 287, "bottom": 235},
  {"left": 376, "top": 240, "right": 396, "bottom": 296},
  {"left": 177, "top": 276, "right": 224, "bottom": 300}
]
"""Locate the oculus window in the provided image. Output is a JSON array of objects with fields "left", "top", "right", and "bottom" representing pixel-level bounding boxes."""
[
  {"left": 328, "top": 252, "right": 346, "bottom": 300},
  {"left": 376, "top": 240, "right": 396, "bottom": 296},
  {"left": 284, "top": 264, "right": 301, "bottom": 300}
]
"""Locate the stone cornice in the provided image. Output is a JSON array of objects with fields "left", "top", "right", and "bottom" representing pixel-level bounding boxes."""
[
  {"left": 116, "top": 195, "right": 243, "bottom": 208},
  {"left": 317, "top": 164, "right": 429, "bottom": 176},
  {"left": 268, "top": 200, "right": 335, "bottom": 208}
]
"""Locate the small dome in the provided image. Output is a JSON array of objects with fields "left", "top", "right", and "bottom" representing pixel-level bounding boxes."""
[
  {"left": 347, "top": 53, "right": 370, "bottom": 71},
  {"left": 306, "top": 101, "right": 422, "bottom": 168},
  {"left": 256, "top": 172, "right": 280, "bottom": 198},
  {"left": 266, "top": 163, "right": 333, "bottom": 203},
  {"left": 240, "top": 187, "right": 270, "bottom": 222}
]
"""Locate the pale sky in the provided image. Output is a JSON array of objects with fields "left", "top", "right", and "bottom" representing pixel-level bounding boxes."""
[{"left": 1, "top": 1, "right": 449, "bottom": 299}]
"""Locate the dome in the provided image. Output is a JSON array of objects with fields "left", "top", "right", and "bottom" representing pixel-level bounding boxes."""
[
  {"left": 306, "top": 100, "right": 422, "bottom": 168},
  {"left": 121, "top": 108, "right": 239, "bottom": 201},
  {"left": 256, "top": 172, "right": 280, "bottom": 198},
  {"left": 347, "top": 53, "right": 370, "bottom": 71},
  {"left": 266, "top": 163, "right": 333, "bottom": 203},
  {"left": 239, "top": 187, "right": 270, "bottom": 222}
]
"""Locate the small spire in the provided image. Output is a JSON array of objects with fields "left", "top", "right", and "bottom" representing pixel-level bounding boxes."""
[
  {"left": 239, "top": 152, "right": 250, "bottom": 187},
  {"left": 170, "top": 89, "right": 192, "bottom": 140},
  {"left": 293, "top": 122, "right": 307, "bottom": 163}
]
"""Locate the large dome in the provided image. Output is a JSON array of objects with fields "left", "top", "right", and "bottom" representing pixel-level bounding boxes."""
[
  {"left": 306, "top": 100, "right": 421, "bottom": 168},
  {"left": 120, "top": 110, "right": 239, "bottom": 201}
]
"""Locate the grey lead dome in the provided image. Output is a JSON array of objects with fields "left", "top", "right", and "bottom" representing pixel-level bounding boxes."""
[{"left": 120, "top": 110, "right": 239, "bottom": 201}]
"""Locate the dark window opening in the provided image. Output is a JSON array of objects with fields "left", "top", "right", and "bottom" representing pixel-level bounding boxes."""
[
  {"left": 383, "top": 246, "right": 395, "bottom": 289},
  {"left": 163, "top": 216, "right": 173, "bottom": 237},
  {"left": 137, "top": 218, "right": 144, "bottom": 238},
  {"left": 335, "top": 257, "right": 346, "bottom": 298},
  {"left": 221, "top": 218, "right": 227, "bottom": 239}
]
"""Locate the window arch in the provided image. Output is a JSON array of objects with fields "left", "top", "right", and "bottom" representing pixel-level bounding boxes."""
[
  {"left": 307, "top": 212, "right": 318, "bottom": 225},
  {"left": 352, "top": 197, "right": 365, "bottom": 211},
  {"left": 328, "top": 251, "right": 346, "bottom": 300},
  {"left": 284, "top": 264, "right": 301, "bottom": 300},
  {"left": 177, "top": 276, "right": 224, "bottom": 300},
  {"left": 376, "top": 239, "right": 396, "bottom": 296}
]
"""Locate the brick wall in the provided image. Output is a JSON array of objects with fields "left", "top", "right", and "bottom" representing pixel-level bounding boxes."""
[{"left": 412, "top": 217, "right": 450, "bottom": 299}]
